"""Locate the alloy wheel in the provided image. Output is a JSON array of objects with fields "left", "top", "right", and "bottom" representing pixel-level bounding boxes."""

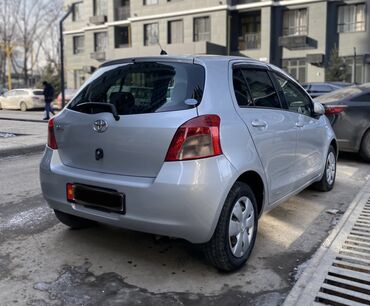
[
  {"left": 326, "top": 151, "right": 336, "bottom": 185},
  {"left": 229, "top": 196, "right": 255, "bottom": 258}
]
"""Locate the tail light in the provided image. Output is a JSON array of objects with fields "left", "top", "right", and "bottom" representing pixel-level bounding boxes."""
[
  {"left": 325, "top": 105, "right": 346, "bottom": 114},
  {"left": 47, "top": 118, "right": 58, "bottom": 149},
  {"left": 165, "top": 115, "right": 222, "bottom": 161},
  {"left": 66, "top": 183, "right": 74, "bottom": 202}
]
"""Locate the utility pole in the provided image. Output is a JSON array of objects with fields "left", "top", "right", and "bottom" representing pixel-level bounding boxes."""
[
  {"left": 59, "top": 1, "right": 83, "bottom": 109},
  {"left": 0, "top": 43, "right": 18, "bottom": 91},
  {"left": 353, "top": 47, "right": 357, "bottom": 84}
]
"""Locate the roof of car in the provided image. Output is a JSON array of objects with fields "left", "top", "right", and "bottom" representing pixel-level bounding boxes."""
[{"left": 100, "top": 55, "right": 268, "bottom": 68}]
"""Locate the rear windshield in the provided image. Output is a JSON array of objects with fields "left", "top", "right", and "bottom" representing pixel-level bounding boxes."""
[
  {"left": 68, "top": 62, "right": 205, "bottom": 114},
  {"left": 33, "top": 90, "right": 44, "bottom": 96}
]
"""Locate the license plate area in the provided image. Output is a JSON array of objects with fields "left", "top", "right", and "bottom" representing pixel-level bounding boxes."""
[{"left": 73, "top": 184, "right": 125, "bottom": 214}]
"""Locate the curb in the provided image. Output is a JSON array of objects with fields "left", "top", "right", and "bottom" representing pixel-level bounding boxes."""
[
  {"left": 283, "top": 179, "right": 370, "bottom": 305},
  {"left": 0, "top": 117, "right": 47, "bottom": 123},
  {"left": 0, "top": 144, "right": 45, "bottom": 158}
]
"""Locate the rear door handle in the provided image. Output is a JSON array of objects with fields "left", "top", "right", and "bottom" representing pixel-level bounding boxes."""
[
  {"left": 251, "top": 120, "right": 267, "bottom": 128},
  {"left": 295, "top": 122, "right": 304, "bottom": 128}
]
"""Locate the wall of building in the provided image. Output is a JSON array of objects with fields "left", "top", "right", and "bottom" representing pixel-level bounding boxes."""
[
  {"left": 280, "top": 2, "right": 328, "bottom": 82},
  {"left": 63, "top": 0, "right": 370, "bottom": 88}
]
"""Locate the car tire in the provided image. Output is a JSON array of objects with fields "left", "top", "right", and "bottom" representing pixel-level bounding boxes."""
[
  {"left": 359, "top": 130, "right": 370, "bottom": 163},
  {"left": 54, "top": 210, "right": 96, "bottom": 229},
  {"left": 203, "top": 182, "right": 258, "bottom": 271},
  {"left": 20, "top": 102, "right": 27, "bottom": 112},
  {"left": 313, "top": 145, "right": 336, "bottom": 192}
]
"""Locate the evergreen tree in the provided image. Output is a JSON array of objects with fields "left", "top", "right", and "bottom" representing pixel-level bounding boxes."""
[
  {"left": 37, "top": 62, "right": 61, "bottom": 97},
  {"left": 326, "top": 46, "right": 349, "bottom": 82}
]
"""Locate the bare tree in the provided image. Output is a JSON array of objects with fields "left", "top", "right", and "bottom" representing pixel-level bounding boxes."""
[
  {"left": 0, "top": 0, "right": 20, "bottom": 88},
  {"left": 0, "top": 0, "right": 63, "bottom": 88},
  {"left": 15, "top": 0, "right": 63, "bottom": 86}
]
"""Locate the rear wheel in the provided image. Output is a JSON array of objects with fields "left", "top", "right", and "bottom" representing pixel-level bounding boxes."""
[
  {"left": 313, "top": 145, "right": 336, "bottom": 191},
  {"left": 359, "top": 130, "right": 370, "bottom": 163},
  {"left": 20, "top": 102, "right": 27, "bottom": 112},
  {"left": 203, "top": 182, "right": 258, "bottom": 271},
  {"left": 54, "top": 210, "right": 96, "bottom": 229}
]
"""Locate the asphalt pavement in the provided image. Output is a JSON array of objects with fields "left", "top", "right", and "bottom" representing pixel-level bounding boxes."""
[
  {"left": 0, "top": 152, "right": 369, "bottom": 305},
  {"left": 1, "top": 109, "right": 370, "bottom": 305},
  {"left": 0, "top": 110, "right": 48, "bottom": 157}
]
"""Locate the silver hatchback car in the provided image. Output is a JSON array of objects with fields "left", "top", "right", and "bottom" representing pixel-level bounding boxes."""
[{"left": 40, "top": 56, "right": 337, "bottom": 271}]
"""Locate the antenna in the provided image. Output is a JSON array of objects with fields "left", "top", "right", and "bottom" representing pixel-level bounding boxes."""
[{"left": 158, "top": 42, "right": 167, "bottom": 55}]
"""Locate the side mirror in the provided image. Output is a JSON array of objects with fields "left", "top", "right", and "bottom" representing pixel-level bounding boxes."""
[{"left": 313, "top": 101, "right": 325, "bottom": 116}]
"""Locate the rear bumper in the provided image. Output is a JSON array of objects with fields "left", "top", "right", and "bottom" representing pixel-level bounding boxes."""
[{"left": 40, "top": 148, "right": 237, "bottom": 243}]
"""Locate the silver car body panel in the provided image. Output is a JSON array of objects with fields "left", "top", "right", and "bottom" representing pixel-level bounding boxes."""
[{"left": 40, "top": 55, "right": 336, "bottom": 243}]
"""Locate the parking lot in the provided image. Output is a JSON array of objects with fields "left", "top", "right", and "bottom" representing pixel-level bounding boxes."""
[{"left": 0, "top": 148, "right": 369, "bottom": 305}]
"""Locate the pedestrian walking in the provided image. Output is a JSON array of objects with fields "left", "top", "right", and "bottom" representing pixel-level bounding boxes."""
[{"left": 43, "top": 81, "right": 55, "bottom": 120}]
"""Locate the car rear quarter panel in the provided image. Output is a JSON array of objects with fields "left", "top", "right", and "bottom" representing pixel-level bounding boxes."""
[{"left": 196, "top": 59, "right": 269, "bottom": 212}]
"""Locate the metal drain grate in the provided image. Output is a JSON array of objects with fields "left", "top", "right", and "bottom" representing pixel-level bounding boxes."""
[{"left": 315, "top": 198, "right": 370, "bottom": 306}]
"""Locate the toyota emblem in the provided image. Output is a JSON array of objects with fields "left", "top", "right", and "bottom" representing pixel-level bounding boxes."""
[{"left": 93, "top": 119, "right": 108, "bottom": 133}]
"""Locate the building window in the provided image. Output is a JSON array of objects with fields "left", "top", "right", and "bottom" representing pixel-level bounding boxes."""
[
  {"left": 194, "top": 16, "right": 210, "bottom": 42},
  {"left": 73, "top": 36, "right": 84, "bottom": 54},
  {"left": 338, "top": 4, "right": 366, "bottom": 33},
  {"left": 144, "top": 23, "right": 159, "bottom": 46},
  {"left": 168, "top": 20, "right": 184, "bottom": 44},
  {"left": 115, "top": 26, "right": 130, "bottom": 48},
  {"left": 144, "top": 0, "right": 158, "bottom": 5},
  {"left": 74, "top": 70, "right": 85, "bottom": 89},
  {"left": 282, "top": 59, "right": 306, "bottom": 83},
  {"left": 239, "top": 12, "right": 261, "bottom": 50},
  {"left": 343, "top": 56, "right": 364, "bottom": 83},
  {"left": 93, "top": 0, "right": 107, "bottom": 16},
  {"left": 114, "top": 0, "right": 130, "bottom": 21},
  {"left": 94, "top": 32, "right": 108, "bottom": 52},
  {"left": 72, "top": 3, "right": 81, "bottom": 21},
  {"left": 283, "top": 9, "right": 308, "bottom": 36}
]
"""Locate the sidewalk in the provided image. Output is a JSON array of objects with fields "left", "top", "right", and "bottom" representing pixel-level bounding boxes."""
[
  {"left": 0, "top": 111, "right": 48, "bottom": 157},
  {"left": 284, "top": 179, "right": 370, "bottom": 306}
]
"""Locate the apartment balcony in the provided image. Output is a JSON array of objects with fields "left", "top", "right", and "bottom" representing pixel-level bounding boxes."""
[
  {"left": 278, "top": 35, "right": 311, "bottom": 50},
  {"left": 238, "top": 33, "right": 261, "bottom": 50},
  {"left": 89, "top": 15, "right": 107, "bottom": 25},
  {"left": 115, "top": 6, "right": 130, "bottom": 21},
  {"left": 90, "top": 51, "right": 106, "bottom": 61}
]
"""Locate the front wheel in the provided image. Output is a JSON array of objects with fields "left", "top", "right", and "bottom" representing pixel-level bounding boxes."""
[
  {"left": 359, "top": 130, "right": 370, "bottom": 163},
  {"left": 203, "top": 182, "right": 258, "bottom": 271},
  {"left": 20, "top": 102, "right": 27, "bottom": 112},
  {"left": 313, "top": 145, "right": 336, "bottom": 192}
]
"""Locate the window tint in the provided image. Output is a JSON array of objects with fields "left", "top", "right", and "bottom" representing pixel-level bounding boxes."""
[
  {"left": 241, "top": 69, "right": 281, "bottom": 108},
  {"left": 274, "top": 73, "right": 312, "bottom": 116},
  {"left": 33, "top": 90, "right": 44, "bottom": 96},
  {"left": 351, "top": 93, "right": 370, "bottom": 102},
  {"left": 69, "top": 62, "right": 205, "bottom": 115},
  {"left": 232, "top": 69, "right": 253, "bottom": 106}
]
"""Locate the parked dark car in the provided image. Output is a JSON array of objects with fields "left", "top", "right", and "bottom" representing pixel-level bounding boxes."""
[
  {"left": 315, "top": 83, "right": 370, "bottom": 162},
  {"left": 302, "top": 82, "right": 352, "bottom": 98}
]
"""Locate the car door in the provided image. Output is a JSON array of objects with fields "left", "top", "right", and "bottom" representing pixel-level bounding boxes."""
[
  {"left": 3, "top": 90, "right": 16, "bottom": 109},
  {"left": 345, "top": 92, "right": 370, "bottom": 150},
  {"left": 232, "top": 65, "right": 298, "bottom": 204},
  {"left": 272, "top": 72, "right": 327, "bottom": 188}
]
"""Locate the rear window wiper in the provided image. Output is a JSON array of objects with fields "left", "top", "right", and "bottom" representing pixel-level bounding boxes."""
[{"left": 71, "top": 102, "right": 120, "bottom": 121}]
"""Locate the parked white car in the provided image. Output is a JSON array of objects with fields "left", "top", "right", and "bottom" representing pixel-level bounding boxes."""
[{"left": 0, "top": 88, "right": 45, "bottom": 111}]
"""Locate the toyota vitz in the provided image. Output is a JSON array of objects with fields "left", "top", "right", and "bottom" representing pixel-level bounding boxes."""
[{"left": 40, "top": 56, "right": 337, "bottom": 271}]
